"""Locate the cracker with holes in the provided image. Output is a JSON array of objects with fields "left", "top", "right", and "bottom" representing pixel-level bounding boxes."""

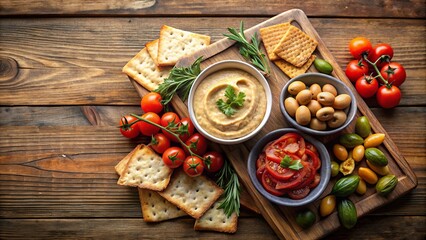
[
  {"left": 145, "top": 39, "right": 161, "bottom": 67},
  {"left": 194, "top": 200, "right": 238, "bottom": 233},
  {"left": 158, "top": 169, "right": 223, "bottom": 219},
  {"left": 114, "top": 146, "right": 139, "bottom": 176},
  {"left": 157, "top": 25, "right": 210, "bottom": 66},
  {"left": 122, "top": 47, "right": 171, "bottom": 91},
  {"left": 259, "top": 22, "right": 291, "bottom": 61},
  {"left": 138, "top": 188, "right": 187, "bottom": 222},
  {"left": 274, "top": 54, "right": 316, "bottom": 78},
  {"left": 117, "top": 144, "right": 173, "bottom": 191},
  {"left": 272, "top": 25, "right": 318, "bottom": 67}
]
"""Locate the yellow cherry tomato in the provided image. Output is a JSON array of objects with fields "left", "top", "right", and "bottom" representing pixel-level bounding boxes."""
[
  {"left": 320, "top": 195, "right": 336, "bottom": 217},
  {"left": 352, "top": 145, "right": 365, "bottom": 162},
  {"left": 364, "top": 133, "right": 385, "bottom": 148},
  {"left": 358, "top": 167, "right": 378, "bottom": 185},
  {"left": 333, "top": 144, "right": 348, "bottom": 161}
]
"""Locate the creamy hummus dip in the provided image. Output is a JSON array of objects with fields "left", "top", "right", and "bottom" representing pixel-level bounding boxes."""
[{"left": 193, "top": 68, "right": 267, "bottom": 139}]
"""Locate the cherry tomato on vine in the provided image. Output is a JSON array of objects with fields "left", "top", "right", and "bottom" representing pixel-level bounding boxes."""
[
  {"left": 369, "top": 43, "right": 394, "bottom": 68},
  {"left": 162, "top": 147, "right": 186, "bottom": 168},
  {"left": 376, "top": 85, "right": 402, "bottom": 109},
  {"left": 345, "top": 59, "right": 369, "bottom": 83},
  {"left": 349, "top": 37, "right": 373, "bottom": 59},
  {"left": 202, "top": 151, "right": 224, "bottom": 173},
  {"left": 178, "top": 117, "right": 195, "bottom": 142},
  {"left": 380, "top": 62, "right": 407, "bottom": 87},
  {"left": 141, "top": 92, "right": 163, "bottom": 114},
  {"left": 355, "top": 76, "right": 379, "bottom": 98},
  {"left": 160, "top": 112, "right": 180, "bottom": 128},
  {"left": 183, "top": 156, "right": 204, "bottom": 177},
  {"left": 184, "top": 133, "right": 208, "bottom": 156},
  {"left": 119, "top": 115, "right": 140, "bottom": 138},
  {"left": 138, "top": 112, "right": 161, "bottom": 136},
  {"left": 150, "top": 133, "right": 170, "bottom": 154}
]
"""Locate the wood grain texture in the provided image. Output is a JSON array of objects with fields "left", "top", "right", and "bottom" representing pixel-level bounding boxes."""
[
  {"left": 0, "top": 17, "right": 424, "bottom": 105},
  {"left": 0, "top": 1, "right": 425, "bottom": 18}
]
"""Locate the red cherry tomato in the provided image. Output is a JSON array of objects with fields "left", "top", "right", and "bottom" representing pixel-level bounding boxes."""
[
  {"left": 119, "top": 115, "right": 140, "bottom": 138},
  {"left": 376, "top": 85, "right": 402, "bottom": 108},
  {"left": 150, "top": 133, "right": 170, "bottom": 154},
  {"left": 380, "top": 62, "right": 407, "bottom": 87},
  {"left": 349, "top": 37, "right": 373, "bottom": 59},
  {"left": 345, "top": 59, "right": 369, "bottom": 83},
  {"left": 185, "top": 133, "right": 208, "bottom": 156},
  {"left": 183, "top": 156, "right": 204, "bottom": 177},
  {"left": 369, "top": 43, "right": 394, "bottom": 68},
  {"left": 355, "top": 76, "right": 379, "bottom": 98},
  {"left": 162, "top": 147, "right": 186, "bottom": 168},
  {"left": 138, "top": 112, "right": 161, "bottom": 136},
  {"left": 202, "top": 151, "right": 224, "bottom": 173},
  {"left": 178, "top": 117, "right": 195, "bottom": 142},
  {"left": 160, "top": 112, "right": 180, "bottom": 128},
  {"left": 141, "top": 92, "right": 163, "bottom": 114}
]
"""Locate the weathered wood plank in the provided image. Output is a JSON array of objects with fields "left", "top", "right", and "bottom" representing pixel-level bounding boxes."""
[
  {"left": 0, "top": 216, "right": 424, "bottom": 240},
  {"left": 0, "top": 0, "right": 424, "bottom": 18},
  {"left": 0, "top": 18, "right": 425, "bottom": 105}
]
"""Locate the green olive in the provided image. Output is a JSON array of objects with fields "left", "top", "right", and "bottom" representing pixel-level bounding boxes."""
[
  {"left": 306, "top": 100, "right": 322, "bottom": 116},
  {"left": 309, "top": 117, "right": 327, "bottom": 130},
  {"left": 316, "top": 107, "right": 335, "bottom": 121},
  {"left": 327, "top": 110, "right": 347, "bottom": 128},
  {"left": 288, "top": 81, "right": 306, "bottom": 95},
  {"left": 314, "top": 58, "right": 333, "bottom": 75},
  {"left": 296, "top": 89, "right": 313, "bottom": 105},
  {"left": 295, "top": 106, "right": 311, "bottom": 125},
  {"left": 331, "top": 161, "right": 340, "bottom": 177},
  {"left": 322, "top": 84, "right": 338, "bottom": 96},
  {"left": 309, "top": 83, "right": 322, "bottom": 99},
  {"left": 355, "top": 116, "right": 371, "bottom": 138},
  {"left": 296, "top": 209, "right": 316, "bottom": 229},
  {"left": 284, "top": 97, "right": 299, "bottom": 117},
  {"left": 333, "top": 94, "right": 352, "bottom": 110},
  {"left": 317, "top": 92, "right": 335, "bottom": 106}
]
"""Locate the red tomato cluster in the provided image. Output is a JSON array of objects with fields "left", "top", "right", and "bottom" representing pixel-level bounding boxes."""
[
  {"left": 346, "top": 37, "right": 406, "bottom": 108},
  {"left": 255, "top": 133, "right": 321, "bottom": 200},
  {"left": 119, "top": 92, "right": 224, "bottom": 177}
]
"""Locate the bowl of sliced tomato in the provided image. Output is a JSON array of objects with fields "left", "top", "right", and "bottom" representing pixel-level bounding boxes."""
[{"left": 247, "top": 128, "right": 331, "bottom": 207}]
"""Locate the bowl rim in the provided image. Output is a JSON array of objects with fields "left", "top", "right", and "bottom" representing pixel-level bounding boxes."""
[
  {"left": 247, "top": 128, "right": 331, "bottom": 207},
  {"left": 280, "top": 73, "right": 357, "bottom": 136},
  {"left": 188, "top": 59, "right": 272, "bottom": 145}
]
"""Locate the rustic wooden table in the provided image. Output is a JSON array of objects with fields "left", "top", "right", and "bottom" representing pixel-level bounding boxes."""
[{"left": 0, "top": 1, "right": 425, "bottom": 239}]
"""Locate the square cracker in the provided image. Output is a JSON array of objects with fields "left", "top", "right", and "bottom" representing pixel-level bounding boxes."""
[
  {"left": 138, "top": 188, "right": 187, "bottom": 222},
  {"left": 157, "top": 25, "right": 210, "bottom": 66},
  {"left": 145, "top": 39, "right": 160, "bottom": 67},
  {"left": 272, "top": 25, "right": 318, "bottom": 67},
  {"left": 259, "top": 22, "right": 291, "bottom": 61},
  {"left": 158, "top": 169, "right": 224, "bottom": 219},
  {"left": 117, "top": 144, "right": 173, "bottom": 191},
  {"left": 122, "top": 47, "right": 171, "bottom": 91},
  {"left": 274, "top": 54, "right": 316, "bottom": 79},
  {"left": 114, "top": 146, "right": 139, "bottom": 176},
  {"left": 194, "top": 200, "right": 238, "bottom": 233}
]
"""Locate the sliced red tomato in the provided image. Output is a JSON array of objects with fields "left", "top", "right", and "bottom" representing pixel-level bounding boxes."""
[
  {"left": 304, "top": 149, "right": 321, "bottom": 170},
  {"left": 256, "top": 164, "right": 266, "bottom": 181},
  {"left": 256, "top": 153, "right": 266, "bottom": 169},
  {"left": 265, "top": 159, "right": 297, "bottom": 181},
  {"left": 309, "top": 173, "right": 321, "bottom": 189},
  {"left": 288, "top": 186, "right": 310, "bottom": 200},
  {"left": 265, "top": 133, "right": 305, "bottom": 162},
  {"left": 293, "top": 165, "right": 315, "bottom": 189},
  {"left": 305, "top": 143, "right": 318, "bottom": 156},
  {"left": 275, "top": 163, "right": 309, "bottom": 190},
  {"left": 261, "top": 171, "right": 286, "bottom": 196}
]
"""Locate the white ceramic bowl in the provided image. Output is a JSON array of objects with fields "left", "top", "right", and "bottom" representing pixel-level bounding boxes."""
[{"left": 188, "top": 60, "right": 272, "bottom": 145}]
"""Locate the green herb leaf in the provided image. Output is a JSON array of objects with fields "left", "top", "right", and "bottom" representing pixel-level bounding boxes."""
[
  {"left": 154, "top": 56, "right": 203, "bottom": 106},
  {"left": 216, "top": 85, "right": 246, "bottom": 117},
  {"left": 280, "top": 155, "right": 304, "bottom": 171},
  {"left": 224, "top": 21, "right": 270, "bottom": 75},
  {"left": 216, "top": 159, "right": 240, "bottom": 218}
]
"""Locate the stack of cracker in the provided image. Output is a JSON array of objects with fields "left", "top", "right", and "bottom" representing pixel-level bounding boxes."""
[
  {"left": 122, "top": 25, "right": 211, "bottom": 91},
  {"left": 115, "top": 144, "right": 237, "bottom": 233},
  {"left": 260, "top": 22, "right": 318, "bottom": 78}
]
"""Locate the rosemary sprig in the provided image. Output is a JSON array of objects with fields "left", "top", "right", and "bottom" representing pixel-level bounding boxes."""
[
  {"left": 154, "top": 56, "right": 203, "bottom": 106},
  {"left": 224, "top": 21, "right": 270, "bottom": 75},
  {"left": 216, "top": 159, "right": 240, "bottom": 217}
]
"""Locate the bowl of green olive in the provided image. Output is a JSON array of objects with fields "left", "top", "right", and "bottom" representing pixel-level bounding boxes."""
[{"left": 280, "top": 73, "right": 357, "bottom": 136}]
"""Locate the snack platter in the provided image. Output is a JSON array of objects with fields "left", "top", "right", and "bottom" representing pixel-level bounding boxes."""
[{"left": 128, "top": 9, "right": 417, "bottom": 239}]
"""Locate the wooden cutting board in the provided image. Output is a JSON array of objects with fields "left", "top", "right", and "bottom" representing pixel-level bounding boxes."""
[{"left": 130, "top": 9, "right": 417, "bottom": 240}]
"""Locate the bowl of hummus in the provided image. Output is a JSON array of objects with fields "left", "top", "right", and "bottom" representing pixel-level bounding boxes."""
[{"left": 188, "top": 60, "right": 272, "bottom": 144}]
